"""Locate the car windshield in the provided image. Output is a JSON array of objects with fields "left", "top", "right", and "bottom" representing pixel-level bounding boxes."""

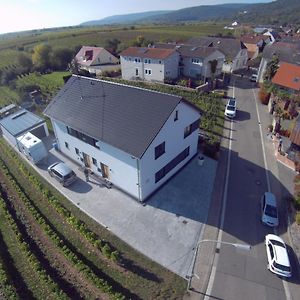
[
  {"left": 270, "top": 239, "right": 285, "bottom": 248},
  {"left": 274, "top": 262, "right": 291, "bottom": 272},
  {"left": 227, "top": 105, "right": 235, "bottom": 111},
  {"left": 265, "top": 205, "right": 277, "bottom": 218}
]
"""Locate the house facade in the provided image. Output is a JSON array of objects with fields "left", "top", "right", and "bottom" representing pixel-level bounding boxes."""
[
  {"left": 75, "top": 46, "right": 119, "bottom": 75},
  {"left": 154, "top": 43, "right": 225, "bottom": 80},
  {"left": 120, "top": 47, "right": 180, "bottom": 82},
  {"left": 44, "top": 76, "right": 200, "bottom": 201},
  {"left": 188, "top": 37, "right": 248, "bottom": 72}
]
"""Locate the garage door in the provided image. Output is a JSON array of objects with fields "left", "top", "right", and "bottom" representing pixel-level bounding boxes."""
[{"left": 30, "top": 125, "right": 46, "bottom": 139}]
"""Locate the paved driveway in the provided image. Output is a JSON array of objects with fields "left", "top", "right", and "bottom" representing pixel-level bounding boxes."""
[{"left": 32, "top": 137, "right": 217, "bottom": 278}]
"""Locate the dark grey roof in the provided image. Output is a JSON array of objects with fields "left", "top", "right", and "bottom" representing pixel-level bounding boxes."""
[
  {"left": 44, "top": 76, "right": 198, "bottom": 158},
  {"left": 262, "top": 42, "right": 300, "bottom": 65},
  {"left": 188, "top": 37, "right": 247, "bottom": 59},
  {"left": 0, "top": 108, "right": 45, "bottom": 137},
  {"left": 154, "top": 43, "right": 223, "bottom": 59}
]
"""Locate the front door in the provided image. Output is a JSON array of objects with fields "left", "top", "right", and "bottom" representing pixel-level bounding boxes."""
[
  {"left": 100, "top": 163, "right": 110, "bottom": 179},
  {"left": 82, "top": 152, "right": 92, "bottom": 168}
]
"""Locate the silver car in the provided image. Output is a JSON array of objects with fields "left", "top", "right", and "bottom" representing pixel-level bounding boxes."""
[
  {"left": 261, "top": 192, "right": 279, "bottom": 227},
  {"left": 48, "top": 162, "right": 77, "bottom": 187}
]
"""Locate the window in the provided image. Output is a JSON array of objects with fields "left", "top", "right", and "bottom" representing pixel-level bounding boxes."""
[
  {"left": 192, "top": 58, "right": 200, "bottom": 64},
  {"left": 174, "top": 110, "right": 178, "bottom": 121},
  {"left": 155, "top": 142, "right": 165, "bottom": 159},
  {"left": 155, "top": 147, "right": 190, "bottom": 183},
  {"left": 144, "top": 58, "right": 151, "bottom": 64},
  {"left": 92, "top": 157, "right": 97, "bottom": 166},
  {"left": 145, "top": 69, "right": 152, "bottom": 75},
  {"left": 65, "top": 142, "right": 69, "bottom": 149},
  {"left": 134, "top": 58, "right": 141, "bottom": 63},
  {"left": 67, "top": 126, "right": 100, "bottom": 149},
  {"left": 75, "top": 148, "right": 79, "bottom": 155},
  {"left": 184, "top": 119, "right": 199, "bottom": 138},
  {"left": 135, "top": 68, "right": 139, "bottom": 76},
  {"left": 158, "top": 60, "right": 162, "bottom": 64}
]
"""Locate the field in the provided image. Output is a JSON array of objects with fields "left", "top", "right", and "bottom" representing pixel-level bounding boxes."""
[{"left": 0, "top": 23, "right": 226, "bottom": 298}]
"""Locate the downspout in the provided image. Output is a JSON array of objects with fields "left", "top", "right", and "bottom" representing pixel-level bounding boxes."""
[{"left": 136, "top": 158, "right": 142, "bottom": 202}]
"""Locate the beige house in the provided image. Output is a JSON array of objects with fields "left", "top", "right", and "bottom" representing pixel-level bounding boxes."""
[{"left": 75, "top": 46, "right": 119, "bottom": 75}]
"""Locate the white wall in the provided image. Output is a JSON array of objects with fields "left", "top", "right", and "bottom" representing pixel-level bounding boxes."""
[
  {"left": 52, "top": 119, "right": 140, "bottom": 199},
  {"left": 139, "top": 101, "right": 200, "bottom": 200},
  {"left": 0, "top": 126, "right": 17, "bottom": 147}
]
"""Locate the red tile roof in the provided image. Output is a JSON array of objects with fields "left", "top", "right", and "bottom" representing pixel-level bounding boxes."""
[
  {"left": 272, "top": 62, "right": 300, "bottom": 91},
  {"left": 240, "top": 35, "right": 264, "bottom": 44},
  {"left": 120, "top": 47, "right": 177, "bottom": 59}
]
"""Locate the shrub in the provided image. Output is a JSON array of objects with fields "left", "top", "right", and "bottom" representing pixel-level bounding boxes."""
[
  {"left": 259, "top": 86, "right": 270, "bottom": 105},
  {"left": 296, "top": 212, "right": 300, "bottom": 225}
]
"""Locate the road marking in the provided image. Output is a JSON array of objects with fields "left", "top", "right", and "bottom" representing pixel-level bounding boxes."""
[
  {"left": 204, "top": 79, "right": 235, "bottom": 300},
  {"left": 252, "top": 89, "right": 292, "bottom": 300}
]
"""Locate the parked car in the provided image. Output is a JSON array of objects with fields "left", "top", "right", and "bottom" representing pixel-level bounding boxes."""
[
  {"left": 250, "top": 74, "right": 258, "bottom": 82},
  {"left": 48, "top": 162, "right": 77, "bottom": 187},
  {"left": 261, "top": 192, "right": 279, "bottom": 227},
  {"left": 224, "top": 98, "right": 236, "bottom": 118},
  {"left": 265, "top": 234, "right": 292, "bottom": 278}
]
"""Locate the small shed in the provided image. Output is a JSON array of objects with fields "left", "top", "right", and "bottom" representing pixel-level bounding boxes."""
[
  {"left": 0, "top": 106, "right": 48, "bottom": 147},
  {"left": 17, "top": 132, "right": 47, "bottom": 164}
]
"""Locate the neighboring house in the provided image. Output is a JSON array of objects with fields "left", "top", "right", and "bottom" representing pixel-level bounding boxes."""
[
  {"left": 75, "top": 46, "right": 119, "bottom": 75},
  {"left": 188, "top": 37, "right": 248, "bottom": 72},
  {"left": 263, "top": 30, "right": 281, "bottom": 44},
  {"left": 120, "top": 47, "right": 180, "bottom": 82},
  {"left": 0, "top": 105, "right": 49, "bottom": 149},
  {"left": 272, "top": 62, "right": 300, "bottom": 93},
  {"left": 240, "top": 35, "right": 269, "bottom": 60},
  {"left": 44, "top": 75, "right": 201, "bottom": 201},
  {"left": 257, "top": 41, "right": 300, "bottom": 83},
  {"left": 154, "top": 43, "right": 225, "bottom": 80}
]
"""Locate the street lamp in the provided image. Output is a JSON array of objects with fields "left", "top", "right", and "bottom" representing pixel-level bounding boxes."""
[{"left": 187, "top": 239, "right": 251, "bottom": 290}]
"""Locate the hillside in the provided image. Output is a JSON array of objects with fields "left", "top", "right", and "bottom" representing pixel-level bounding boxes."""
[
  {"left": 80, "top": 0, "right": 300, "bottom": 26},
  {"left": 236, "top": 0, "right": 300, "bottom": 24},
  {"left": 80, "top": 11, "right": 170, "bottom": 26}
]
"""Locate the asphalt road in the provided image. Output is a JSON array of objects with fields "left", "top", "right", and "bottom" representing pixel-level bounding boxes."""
[{"left": 205, "top": 75, "right": 299, "bottom": 300}]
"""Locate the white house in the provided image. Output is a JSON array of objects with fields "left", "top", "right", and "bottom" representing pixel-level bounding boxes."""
[
  {"left": 75, "top": 46, "right": 119, "bottom": 75},
  {"left": 154, "top": 43, "right": 225, "bottom": 80},
  {"left": 188, "top": 37, "right": 248, "bottom": 72},
  {"left": 44, "top": 75, "right": 201, "bottom": 201},
  {"left": 120, "top": 47, "right": 180, "bottom": 82}
]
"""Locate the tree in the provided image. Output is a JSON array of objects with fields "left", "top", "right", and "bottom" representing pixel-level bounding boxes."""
[
  {"left": 32, "top": 44, "right": 52, "bottom": 71},
  {"left": 264, "top": 54, "right": 279, "bottom": 81},
  {"left": 69, "top": 58, "right": 80, "bottom": 75},
  {"left": 104, "top": 38, "right": 121, "bottom": 54},
  {"left": 16, "top": 53, "right": 32, "bottom": 72},
  {"left": 51, "top": 48, "right": 73, "bottom": 70}
]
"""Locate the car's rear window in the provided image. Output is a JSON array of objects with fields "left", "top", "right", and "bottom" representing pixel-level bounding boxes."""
[
  {"left": 64, "top": 171, "right": 75, "bottom": 180},
  {"left": 265, "top": 205, "right": 277, "bottom": 218}
]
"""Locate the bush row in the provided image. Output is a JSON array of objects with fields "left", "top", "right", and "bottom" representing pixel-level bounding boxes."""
[
  {"left": 0, "top": 194, "right": 68, "bottom": 300},
  {"left": 0, "top": 140, "right": 121, "bottom": 262},
  {"left": 0, "top": 157, "right": 125, "bottom": 300},
  {"left": 0, "top": 259, "right": 18, "bottom": 299}
]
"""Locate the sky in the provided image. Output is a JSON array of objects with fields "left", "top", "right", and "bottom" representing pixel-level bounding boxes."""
[{"left": 0, "top": 0, "right": 274, "bottom": 35}]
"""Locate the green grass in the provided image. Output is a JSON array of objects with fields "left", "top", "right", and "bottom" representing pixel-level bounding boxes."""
[
  {"left": 0, "top": 49, "right": 20, "bottom": 70},
  {"left": 15, "top": 71, "right": 70, "bottom": 97},
  {"left": 0, "top": 86, "right": 20, "bottom": 107}
]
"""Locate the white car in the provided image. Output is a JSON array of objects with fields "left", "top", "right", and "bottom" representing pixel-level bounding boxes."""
[
  {"left": 250, "top": 74, "right": 258, "bottom": 82},
  {"left": 261, "top": 192, "right": 279, "bottom": 227},
  {"left": 265, "top": 234, "right": 292, "bottom": 278},
  {"left": 224, "top": 98, "right": 236, "bottom": 118}
]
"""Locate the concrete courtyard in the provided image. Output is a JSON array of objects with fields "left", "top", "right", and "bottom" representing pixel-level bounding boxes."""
[{"left": 29, "top": 137, "right": 217, "bottom": 278}]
